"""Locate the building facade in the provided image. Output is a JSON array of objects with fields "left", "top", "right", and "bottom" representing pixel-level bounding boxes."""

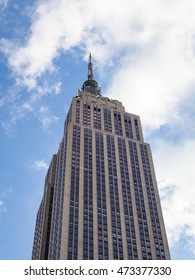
[{"left": 32, "top": 55, "right": 170, "bottom": 260}]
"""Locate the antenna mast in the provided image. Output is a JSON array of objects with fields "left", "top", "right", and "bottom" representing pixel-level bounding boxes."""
[{"left": 88, "top": 53, "right": 93, "bottom": 81}]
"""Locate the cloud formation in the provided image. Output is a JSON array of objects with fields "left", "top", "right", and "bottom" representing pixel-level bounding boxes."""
[
  {"left": 0, "top": 200, "right": 5, "bottom": 212},
  {"left": 1, "top": 0, "right": 195, "bottom": 130},
  {"left": 32, "top": 160, "right": 49, "bottom": 170},
  {"left": 38, "top": 106, "right": 59, "bottom": 129},
  {"left": 0, "top": 187, "right": 12, "bottom": 213},
  {"left": 153, "top": 139, "right": 195, "bottom": 249},
  {"left": 0, "top": 0, "right": 8, "bottom": 10}
]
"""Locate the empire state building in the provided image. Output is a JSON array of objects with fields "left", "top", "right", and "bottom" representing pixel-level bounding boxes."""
[{"left": 32, "top": 54, "right": 170, "bottom": 260}]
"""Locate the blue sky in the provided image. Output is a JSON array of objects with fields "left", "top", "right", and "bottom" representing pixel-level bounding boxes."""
[{"left": 1, "top": 0, "right": 195, "bottom": 260}]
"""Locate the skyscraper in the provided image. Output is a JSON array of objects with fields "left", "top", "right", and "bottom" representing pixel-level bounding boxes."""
[{"left": 32, "top": 54, "right": 170, "bottom": 260}]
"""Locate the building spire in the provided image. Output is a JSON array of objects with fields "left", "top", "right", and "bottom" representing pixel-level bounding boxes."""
[
  {"left": 82, "top": 53, "right": 101, "bottom": 95},
  {"left": 88, "top": 52, "right": 93, "bottom": 81}
]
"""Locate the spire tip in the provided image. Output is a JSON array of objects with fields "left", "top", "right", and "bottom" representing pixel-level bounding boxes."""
[
  {"left": 89, "top": 52, "right": 92, "bottom": 64},
  {"left": 88, "top": 52, "right": 93, "bottom": 81}
]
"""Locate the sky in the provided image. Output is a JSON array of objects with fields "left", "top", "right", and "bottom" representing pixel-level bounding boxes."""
[{"left": 0, "top": 0, "right": 195, "bottom": 260}]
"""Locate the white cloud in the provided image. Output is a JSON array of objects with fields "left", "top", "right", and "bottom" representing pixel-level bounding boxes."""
[
  {"left": 0, "top": 201, "right": 5, "bottom": 213},
  {"left": 0, "top": 0, "right": 8, "bottom": 9},
  {"left": 0, "top": 187, "right": 12, "bottom": 213},
  {"left": 152, "top": 139, "right": 195, "bottom": 251},
  {"left": 106, "top": 40, "right": 195, "bottom": 131},
  {"left": 1, "top": 0, "right": 195, "bottom": 130},
  {"left": 0, "top": 78, "right": 61, "bottom": 134},
  {"left": 0, "top": 187, "right": 12, "bottom": 198},
  {"left": 0, "top": 200, "right": 4, "bottom": 208},
  {"left": 32, "top": 160, "right": 49, "bottom": 170},
  {"left": 21, "top": 103, "right": 33, "bottom": 112},
  {"left": 0, "top": 98, "right": 5, "bottom": 107},
  {"left": 53, "top": 82, "right": 62, "bottom": 95},
  {"left": 39, "top": 106, "right": 48, "bottom": 114},
  {"left": 1, "top": 96, "right": 35, "bottom": 136},
  {"left": 0, "top": 200, "right": 6, "bottom": 213},
  {"left": 38, "top": 106, "right": 59, "bottom": 129}
]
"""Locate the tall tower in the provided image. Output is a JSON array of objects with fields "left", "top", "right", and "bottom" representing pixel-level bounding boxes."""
[{"left": 32, "top": 55, "right": 170, "bottom": 260}]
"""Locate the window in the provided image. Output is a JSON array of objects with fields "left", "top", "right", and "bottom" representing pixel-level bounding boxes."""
[
  {"left": 124, "top": 114, "right": 133, "bottom": 139},
  {"left": 114, "top": 111, "right": 123, "bottom": 135},
  {"left": 107, "top": 135, "right": 123, "bottom": 259},
  {"left": 104, "top": 108, "right": 112, "bottom": 132},
  {"left": 76, "top": 100, "right": 80, "bottom": 123},
  {"left": 83, "top": 103, "right": 91, "bottom": 126},
  {"left": 140, "top": 144, "right": 166, "bottom": 259},
  {"left": 94, "top": 106, "right": 101, "bottom": 129},
  {"left": 129, "top": 140, "right": 151, "bottom": 259},
  {"left": 118, "top": 137, "right": 138, "bottom": 259},
  {"left": 134, "top": 118, "right": 140, "bottom": 141},
  {"left": 83, "top": 128, "right": 93, "bottom": 259},
  {"left": 68, "top": 125, "right": 80, "bottom": 260}
]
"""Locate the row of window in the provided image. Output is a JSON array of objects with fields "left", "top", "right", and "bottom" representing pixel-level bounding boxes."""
[
  {"left": 140, "top": 144, "right": 166, "bottom": 259},
  {"left": 96, "top": 132, "right": 109, "bottom": 259},
  {"left": 118, "top": 138, "right": 138, "bottom": 259},
  {"left": 48, "top": 129, "right": 68, "bottom": 259},
  {"left": 68, "top": 125, "right": 80, "bottom": 259},
  {"left": 129, "top": 141, "right": 152, "bottom": 260},
  {"left": 83, "top": 128, "right": 94, "bottom": 260},
  {"left": 75, "top": 100, "right": 141, "bottom": 141},
  {"left": 107, "top": 135, "right": 124, "bottom": 260},
  {"left": 32, "top": 200, "right": 44, "bottom": 259}
]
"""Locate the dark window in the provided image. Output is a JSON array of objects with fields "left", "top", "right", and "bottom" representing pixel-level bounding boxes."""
[
  {"left": 104, "top": 108, "right": 112, "bottom": 132},
  {"left": 68, "top": 125, "right": 80, "bottom": 259},
  {"left": 140, "top": 144, "right": 165, "bottom": 259},
  {"left": 129, "top": 140, "right": 151, "bottom": 259},
  {"left": 83, "top": 128, "right": 94, "bottom": 259},
  {"left": 94, "top": 106, "right": 101, "bottom": 130},
  {"left": 134, "top": 118, "right": 140, "bottom": 141},
  {"left": 83, "top": 102, "right": 91, "bottom": 126},
  {"left": 118, "top": 138, "right": 138, "bottom": 259},
  {"left": 107, "top": 135, "right": 123, "bottom": 259},
  {"left": 114, "top": 111, "right": 123, "bottom": 136},
  {"left": 124, "top": 114, "right": 133, "bottom": 139}
]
